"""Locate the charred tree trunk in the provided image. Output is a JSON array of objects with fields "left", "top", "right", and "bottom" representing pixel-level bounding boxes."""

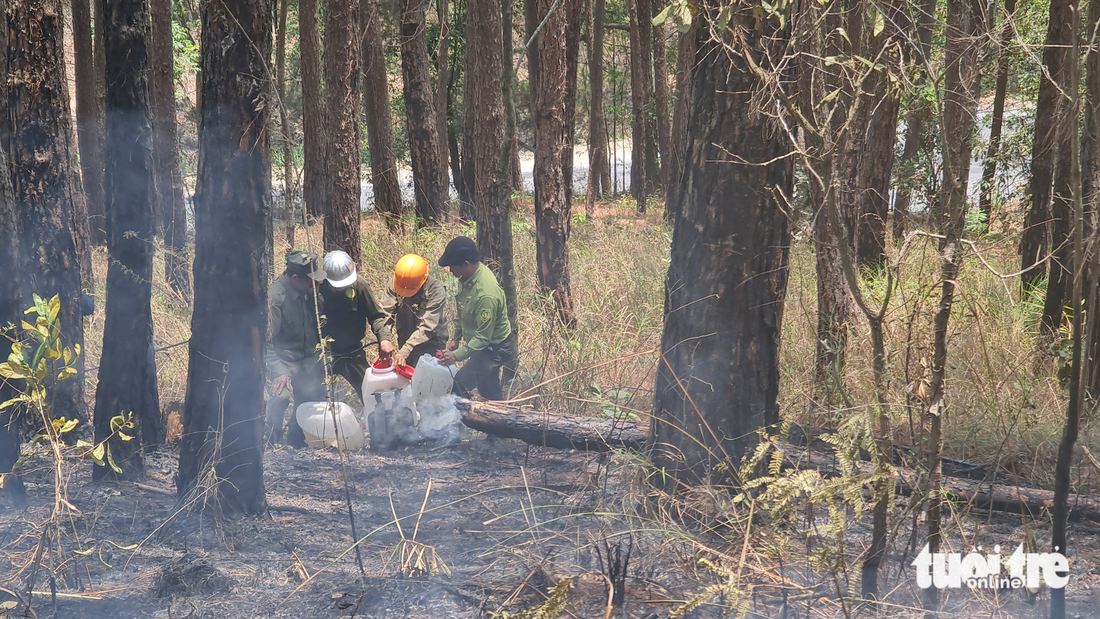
[
  {"left": 531, "top": 0, "right": 577, "bottom": 327},
  {"left": 585, "top": 0, "right": 611, "bottom": 217},
  {"left": 178, "top": 0, "right": 271, "bottom": 515},
  {"left": 323, "top": 0, "right": 362, "bottom": 263},
  {"left": 652, "top": 0, "right": 671, "bottom": 195},
  {"left": 0, "top": 17, "right": 26, "bottom": 502},
  {"left": 1021, "top": 0, "right": 1074, "bottom": 291},
  {"left": 457, "top": 399, "right": 648, "bottom": 450},
  {"left": 665, "top": 21, "right": 695, "bottom": 223},
  {"left": 436, "top": 0, "right": 451, "bottom": 195},
  {"left": 401, "top": 0, "right": 449, "bottom": 224},
  {"left": 977, "top": 0, "right": 1017, "bottom": 226},
  {"left": 94, "top": 0, "right": 161, "bottom": 479},
  {"left": 72, "top": 0, "right": 106, "bottom": 246},
  {"left": 922, "top": 0, "right": 984, "bottom": 609},
  {"left": 892, "top": 0, "right": 937, "bottom": 242},
  {"left": 150, "top": 0, "right": 191, "bottom": 298},
  {"left": 301, "top": 0, "right": 327, "bottom": 221},
  {"left": 652, "top": 2, "right": 792, "bottom": 484},
  {"left": 6, "top": 0, "right": 88, "bottom": 426},
  {"left": 1040, "top": 0, "right": 1080, "bottom": 338},
  {"left": 464, "top": 0, "right": 505, "bottom": 249},
  {"left": 362, "top": 0, "right": 404, "bottom": 223},
  {"left": 626, "top": 0, "right": 647, "bottom": 211}
]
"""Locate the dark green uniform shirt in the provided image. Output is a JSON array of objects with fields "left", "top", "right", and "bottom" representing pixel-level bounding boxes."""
[
  {"left": 267, "top": 274, "right": 321, "bottom": 371},
  {"left": 452, "top": 263, "right": 511, "bottom": 362},
  {"left": 319, "top": 275, "right": 390, "bottom": 356},
  {"left": 379, "top": 275, "right": 449, "bottom": 359}
]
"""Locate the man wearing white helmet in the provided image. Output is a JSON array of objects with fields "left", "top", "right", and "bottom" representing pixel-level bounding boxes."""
[{"left": 319, "top": 250, "right": 394, "bottom": 398}]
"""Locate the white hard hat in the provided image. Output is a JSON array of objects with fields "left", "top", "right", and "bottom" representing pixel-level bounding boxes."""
[{"left": 323, "top": 250, "right": 357, "bottom": 288}]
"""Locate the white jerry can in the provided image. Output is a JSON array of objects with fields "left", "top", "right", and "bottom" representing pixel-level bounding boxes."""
[
  {"left": 296, "top": 402, "right": 365, "bottom": 451},
  {"left": 362, "top": 360, "right": 414, "bottom": 451}
]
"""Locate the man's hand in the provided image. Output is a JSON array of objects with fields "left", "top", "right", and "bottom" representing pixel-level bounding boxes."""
[
  {"left": 438, "top": 350, "right": 457, "bottom": 366},
  {"left": 448, "top": 340, "right": 460, "bottom": 351},
  {"left": 379, "top": 340, "right": 395, "bottom": 359},
  {"left": 271, "top": 374, "right": 290, "bottom": 396},
  {"left": 394, "top": 353, "right": 407, "bottom": 368}
]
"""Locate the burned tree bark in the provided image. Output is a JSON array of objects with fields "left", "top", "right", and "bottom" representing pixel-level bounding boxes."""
[
  {"left": 585, "top": 0, "right": 611, "bottom": 217},
  {"left": 72, "top": 0, "right": 106, "bottom": 246},
  {"left": 150, "top": 0, "right": 191, "bottom": 298},
  {"left": 323, "top": 0, "right": 363, "bottom": 263},
  {"left": 665, "top": 20, "right": 696, "bottom": 222},
  {"left": 400, "top": 0, "right": 449, "bottom": 224},
  {"left": 301, "top": 0, "right": 327, "bottom": 221},
  {"left": 652, "top": 2, "right": 792, "bottom": 484},
  {"left": 361, "top": 0, "right": 404, "bottom": 222},
  {"left": 1021, "top": 0, "right": 1075, "bottom": 291},
  {"left": 6, "top": 0, "right": 88, "bottom": 426},
  {"left": 457, "top": 399, "right": 647, "bottom": 451},
  {"left": 178, "top": 0, "right": 271, "bottom": 514},
  {"left": 94, "top": 0, "right": 161, "bottom": 479},
  {"left": 531, "top": 0, "right": 577, "bottom": 327}
]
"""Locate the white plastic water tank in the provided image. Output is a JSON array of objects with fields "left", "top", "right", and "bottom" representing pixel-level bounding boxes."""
[
  {"left": 296, "top": 401, "right": 365, "bottom": 451},
  {"left": 408, "top": 354, "right": 456, "bottom": 401}
]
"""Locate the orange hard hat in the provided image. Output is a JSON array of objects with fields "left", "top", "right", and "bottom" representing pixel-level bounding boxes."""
[{"left": 393, "top": 254, "right": 429, "bottom": 297}]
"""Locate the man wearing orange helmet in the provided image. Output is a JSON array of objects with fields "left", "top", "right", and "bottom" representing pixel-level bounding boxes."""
[{"left": 379, "top": 253, "right": 449, "bottom": 367}]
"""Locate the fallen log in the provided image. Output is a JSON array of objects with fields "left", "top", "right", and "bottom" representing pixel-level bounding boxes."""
[
  {"left": 456, "top": 399, "right": 648, "bottom": 452},
  {"left": 781, "top": 444, "right": 1100, "bottom": 522}
]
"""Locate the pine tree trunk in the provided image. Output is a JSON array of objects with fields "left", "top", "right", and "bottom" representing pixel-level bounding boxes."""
[
  {"left": 562, "top": 0, "right": 582, "bottom": 211},
  {"left": 626, "top": 0, "right": 647, "bottom": 211},
  {"left": 6, "top": 0, "right": 88, "bottom": 427},
  {"left": 277, "top": 0, "right": 296, "bottom": 247},
  {"left": 464, "top": 0, "right": 505, "bottom": 237},
  {"left": 637, "top": 0, "right": 657, "bottom": 191},
  {"left": 923, "top": 0, "right": 984, "bottom": 609},
  {"left": 361, "top": 0, "right": 404, "bottom": 222},
  {"left": 585, "top": 0, "right": 611, "bottom": 217},
  {"left": 323, "top": 0, "right": 362, "bottom": 262},
  {"left": 150, "top": 0, "right": 191, "bottom": 299},
  {"left": 665, "top": 21, "right": 695, "bottom": 222},
  {"left": 436, "top": 0, "right": 451, "bottom": 195},
  {"left": 653, "top": 1, "right": 792, "bottom": 484},
  {"left": 301, "top": 0, "right": 327, "bottom": 221},
  {"left": 400, "top": 0, "right": 449, "bottom": 224},
  {"left": 978, "top": 0, "right": 1018, "bottom": 225},
  {"left": 497, "top": 0, "right": 520, "bottom": 381},
  {"left": 95, "top": 0, "right": 161, "bottom": 480},
  {"left": 1085, "top": 0, "right": 1100, "bottom": 403},
  {"left": 652, "top": 0, "right": 671, "bottom": 195},
  {"left": 892, "top": 0, "right": 937, "bottom": 242},
  {"left": 178, "top": 0, "right": 271, "bottom": 515},
  {"left": 72, "top": 0, "right": 106, "bottom": 246},
  {"left": 531, "top": 0, "right": 577, "bottom": 326},
  {"left": 1040, "top": 0, "right": 1080, "bottom": 337},
  {"left": 1021, "top": 0, "right": 1074, "bottom": 291},
  {"left": 0, "top": 15, "right": 26, "bottom": 502}
]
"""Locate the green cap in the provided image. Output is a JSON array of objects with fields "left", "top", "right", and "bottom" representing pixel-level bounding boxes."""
[{"left": 286, "top": 250, "right": 326, "bottom": 282}]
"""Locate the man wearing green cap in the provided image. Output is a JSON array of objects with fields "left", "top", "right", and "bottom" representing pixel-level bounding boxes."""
[
  {"left": 265, "top": 250, "right": 328, "bottom": 447},
  {"left": 436, "top": 236, "right": 513, "bottom": 400}
]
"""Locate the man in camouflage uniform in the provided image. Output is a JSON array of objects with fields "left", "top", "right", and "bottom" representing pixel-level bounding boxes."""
[
  {"left": 265, "top": 250, "right": 327, "bottom": 447},
  {"left": 436, "top": 237, "right": 513, "bottom": 400},
  {"left": 379, "top": 254, "right": 449, "bottom": 368},
  {"left": 319, "top": 250, "right": 394, "bottom": 398}
]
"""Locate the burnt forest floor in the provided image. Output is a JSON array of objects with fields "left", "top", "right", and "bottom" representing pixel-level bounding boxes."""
[{"left": 4, "top": 432, "right": 1100, "bottom": 618}]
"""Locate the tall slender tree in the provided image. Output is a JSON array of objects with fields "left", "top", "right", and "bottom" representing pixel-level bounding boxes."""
[
  {"left": 276, "top": 0, "right": 296, "bottom": 247},
  {"left": 463, "top": 0, "right": 504, "bottom": 235},
  {"left": 626, "top": 0, "right": 648, "bottom": 211},
  {"left": 1084, "top": 0, "right": 1100, "bottom": 399},
  {"left": 495, "top": 0, "right": 521, "bottom": 381},
  {"left": 1020, "top": 0, "right": 1075, "bottom": 291},
  {"left": 94, "top": 0, "right": 161, "bottom": 479},
  {"left": 150, "top": 0, "right": 191, "bottom": 298},
  {"left": 6, "top": 0, "right": 88, "bottom": 426},
  {"left": 585, "top": 0, "right": 611, "bottom": 217},
  {"left": 178, "top": 0, "right": 272, "bottom": 514},
  {"left": 301, "top": 0, "right": 327, "bottom": 221},
  {"left": 652, "top": 0, "right": 792, "bottom": 483},
  {"left": 400, "top": 0, "right": 449, "bottom": 223},
  {"left": 978, "top": 0, "right": 1018, "bottom": 225},
  {"left": 531, "top": 0, "right": 578, "bottom": 326},
  {"left": 652, "top": 0, "right": 672, "bottom": 194},
  {"left": 892, "top": 0, "right": 938, "bottom": 241},
  {"left": 361, "top": 0, "right": 404, "bottom": 222},
  {"left": 436, "top": 0, "right": 452, "bottom": 194},
  {"left": 72, "top": 0, "right": 106, "bottom": 246},
  {"left": 324, "top": 0, "right": 363, "bottom": 262}
]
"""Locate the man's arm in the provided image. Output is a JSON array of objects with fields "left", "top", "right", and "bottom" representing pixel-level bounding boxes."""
[
  {"left": 453, "top": 296, "right": 501, "bottom": 362},
  {"left": 399, "top": 284, "right": 447, "bottom": 358},
  {"left": 362, "top": 284, "right": 392, "bottom": 344}
]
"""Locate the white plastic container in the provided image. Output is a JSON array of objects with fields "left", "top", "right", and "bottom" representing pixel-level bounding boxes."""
[
  {"left": 408, "top": 354, "right": 456, "bottom": 401},
  {"left": 361, "top": 362, "right": 411, "bottom": 397},
  {"left": 296, "top": 402, "right": 365, "bottom": 451},
  {"left": 362, "top": 361, "right": 413, "bottom": 451}
]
